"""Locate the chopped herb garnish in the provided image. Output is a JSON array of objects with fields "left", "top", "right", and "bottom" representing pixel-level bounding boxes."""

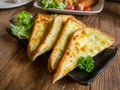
[
  {"left": 51, "top": 13, "right": 59, "bottom": 16},
  {"left": 78, "top": 56, "right": 94, "bottom": 73}
]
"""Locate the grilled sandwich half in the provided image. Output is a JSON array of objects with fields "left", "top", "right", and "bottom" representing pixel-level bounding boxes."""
[
  {"left": 53, "top": 27, "right": 114, "bottom": 83},
  {"left": 32, "top": 15, "right": 74, "bottom": 60},
  {"left": 48, "top": 18, "right": 85, "bottom": 72},
  {"left": 27, "top": 14, "right": 54, "bottom": 60}
]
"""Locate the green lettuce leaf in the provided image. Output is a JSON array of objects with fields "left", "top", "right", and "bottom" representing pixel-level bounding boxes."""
[
  {"left": 11, "top": 11, "right": 35, "bottom": 40},
  {"left": 42, "top": 0, "right": 66, "bottom": 9}
]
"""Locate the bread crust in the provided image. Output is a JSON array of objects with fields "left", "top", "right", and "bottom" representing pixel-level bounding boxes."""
[
  {"left": 32, "top": 15, "right": 74, "bottom": 61},
  {"left": 52, "top": 27, "right": 114, "bottom": 83},
  {"left": 27, "top": 14, "right": 54, "bottom": 61},
  {"left": 48, "top": 18, "right": 85, "bottom": 72}
]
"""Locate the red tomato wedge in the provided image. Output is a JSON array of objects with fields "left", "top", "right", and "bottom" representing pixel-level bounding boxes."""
[
  {"left": 66, "top": 5, "right": 75, "bottom": 10},
  {"left": 84, "top": 6, "right": 92, "bottom": 11}
]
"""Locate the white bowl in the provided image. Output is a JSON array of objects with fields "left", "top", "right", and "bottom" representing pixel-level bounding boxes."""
[{"left": 33, "top": 0, "right": 104, "bottom": 15}]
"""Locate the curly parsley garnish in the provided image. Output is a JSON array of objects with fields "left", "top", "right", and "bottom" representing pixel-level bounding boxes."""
[{"left": 78, "top": 56, "right": 94, "bottom": 73}]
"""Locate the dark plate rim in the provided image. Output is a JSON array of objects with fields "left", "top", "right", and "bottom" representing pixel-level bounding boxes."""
[{"left": 68, "top": 47, "right": 118, "bottom": 85}]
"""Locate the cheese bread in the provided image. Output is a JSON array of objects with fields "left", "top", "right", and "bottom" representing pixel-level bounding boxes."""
[
  {"left": 48, "top": 18, "right": 85, "bottom": 72},
  {"left": 32, "top": 15, "right": 74, "bottom": 60},
  {"left": 27, "top": 14, "right": 54, "bottom": 60},
  {"left": 53, "top": 27, "right": 114, "bottom": 83}
]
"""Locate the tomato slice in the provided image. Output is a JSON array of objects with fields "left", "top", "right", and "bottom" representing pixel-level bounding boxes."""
[
  {"left": 66, "top": 5, "right": 75, "bottom": 10},
  {"left": 84, "top": 6, "right": 92, "bottom": 11}
]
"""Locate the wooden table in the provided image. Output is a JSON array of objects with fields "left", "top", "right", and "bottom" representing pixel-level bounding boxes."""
[{"left": 0, "top": 1, "right": 120, "bottom": 90}]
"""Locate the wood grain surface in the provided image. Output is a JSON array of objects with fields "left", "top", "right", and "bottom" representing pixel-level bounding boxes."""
[{"left": 0, "top": 1, "right": 120, "bottom": 90}]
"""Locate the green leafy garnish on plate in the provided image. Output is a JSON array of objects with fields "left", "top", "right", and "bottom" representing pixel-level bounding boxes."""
[
  {"left": 78, "top": 56, "right": 94, "bottom": 73},
  {"left": 51, "top": 13, "right": 59, "bottom": 16},
  {"left": 11, "top": 11, "right": 35, "bottom": 40},
  {"left": 42, "top": 0, "right": 66, "bottom": 9}
]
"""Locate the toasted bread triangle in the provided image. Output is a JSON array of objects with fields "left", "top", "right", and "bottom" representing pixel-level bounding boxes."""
[
  {"left": 32, "top": 15, "right": 74, "bottom": 60},
  {"left": 53, "top": 27, "right": 114, "bottom": 83},
  {"left": 48, "top": 18, "right": 85, "bottom": 72},
  {"left": 27, "top": 14, "right": 54, "bottom": 60}
]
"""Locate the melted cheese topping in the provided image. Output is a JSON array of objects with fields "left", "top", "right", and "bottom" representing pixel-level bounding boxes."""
[
  {"left": 48, "top": 18, "right": 85, "bottom": 72},
  {"left": 53, "top": 27, "right": 114, "bottom": 83},
  {"left": 27, "top": 14, "right": 54, "bottom": 60},
  {"left": 33, "top": 15, "right": 73, "bottom": 60}
]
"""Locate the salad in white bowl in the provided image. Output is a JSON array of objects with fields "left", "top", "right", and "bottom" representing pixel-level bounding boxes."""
[{"left": 40, "top": 0, "right": 99, "bottom": 11}]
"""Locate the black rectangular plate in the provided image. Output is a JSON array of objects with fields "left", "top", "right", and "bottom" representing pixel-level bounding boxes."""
[{"left": 7, "top": 28, "right": 118, "bottom": 85}]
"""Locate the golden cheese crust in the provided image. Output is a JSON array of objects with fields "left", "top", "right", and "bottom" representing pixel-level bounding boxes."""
[
  {"left": 32, "top": 15, "right": 74, "bottom": 60},
  {"left": 48, "top": 18, "right": 85, "bottom": 72},
  {"left": 27, "top": 13, "right": 54, "bottom": 61},
  {"left": 52, "top": 27, "right": 114, "bottom": 83}
]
